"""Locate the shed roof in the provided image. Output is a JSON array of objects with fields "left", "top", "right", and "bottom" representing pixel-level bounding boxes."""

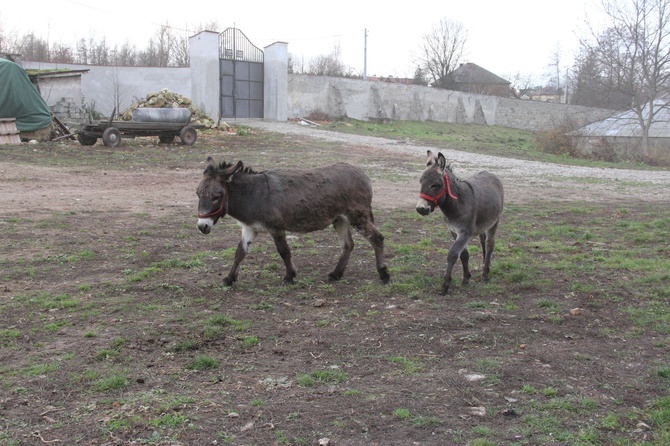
[{"left": 575, "top": 100, "right": 670, "bottom": 138}]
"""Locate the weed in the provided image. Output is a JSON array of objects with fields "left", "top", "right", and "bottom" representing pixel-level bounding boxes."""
[
  {"left": 387, "top": 356, "right": 422, "bottom": 375},
  {"left": 188, "top": 355, "right": 219, "bottom": 371},
  {"left": 242, "top": 336, "right": 260, "bottom": 348},
  {"left": 393, "top": 408, "right": 411, "bottom": 419},
  {"left": 296, "top": 369, "right": 348, "bottom": 387},
  {"left": 92, "top": 373, "right": 129, "bottom": 392}
]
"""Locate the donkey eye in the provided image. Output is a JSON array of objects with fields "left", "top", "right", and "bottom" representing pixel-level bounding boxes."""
[{"left": 430, "top": 184, "right": 441, "bottom": 190}]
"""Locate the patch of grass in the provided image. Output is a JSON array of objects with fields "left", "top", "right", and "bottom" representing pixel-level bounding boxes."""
[
  {"left": 127, "top": 266, "right": 162, "bottom": 282},
  {"left": 203, "top": 314, "right": 251, "bottom": 338},
  {"left": 174, "top": 340, "right": 200, "bottom": 352},
  {"left": 393, "top": 408, "right": 411, "bottom": 419},
  {"left": 26, "top": 362, "right": 59, "bottom": 376},
  {"left": 91, "top": 373, "right": 129, "bottom": 392},
  {"left": 150, "top": 413, "right": 188, "bottom": 427},
  {"left": 296, "top": 369, "right": 348, "bottom": 387},
  {"left": 241, "top": 336, "right": 260, "bottom": 348},
  {"left": 0, "top": 329, "right": 22, "bottom": 347},
  {"left": 187, "top": 355, "right": 219, "bottom": 371},
  {"left": 387, "top": 356, "right": 422, "bottom": 375}
]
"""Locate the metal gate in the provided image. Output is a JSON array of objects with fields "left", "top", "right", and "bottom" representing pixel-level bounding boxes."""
[{"left": 219, "top": 28, "right": 264, "bottom": 119}]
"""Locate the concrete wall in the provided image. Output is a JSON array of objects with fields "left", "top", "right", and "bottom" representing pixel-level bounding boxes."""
[
  {"left": 189, "top": 31, "right": 221, "bottom": 122},
  {"left": 287, "top": 74, "right": 615, "bottom": 131},
  {"left": 34, "top": 74, "right": 82, "bottom": 110},
  {"left": 23, "top": 61, "right": 191, "bottom": 118},
  {"left": 23, "top": 36, "right": 614, "bottom": 132},
  {"left": 264, "top": 42, "right": 288, "bottom": 121}
]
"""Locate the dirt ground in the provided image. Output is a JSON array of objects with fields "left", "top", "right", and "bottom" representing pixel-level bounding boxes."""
[{"left": 1, "top": 126, "right": 670, "bottom": 445}]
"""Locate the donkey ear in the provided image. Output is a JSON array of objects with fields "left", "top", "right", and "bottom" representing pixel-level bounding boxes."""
[
  {"left": 203, "top": 156, "right": 217, "bottom": 174},
  {"left": 223, "top": 160, "right": 244, "bottom": 177},
  {"left": 426, "top": 150, "right": 438, "bottom": 166},
  {"left": 436, "top": 153, "right": 447, "bottom": 171}
]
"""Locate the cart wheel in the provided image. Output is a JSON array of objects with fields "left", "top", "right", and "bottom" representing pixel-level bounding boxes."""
[
  {"left": 179, "top": 126, "right": 197, "bottom": 145},
  {"left": 159, "top": 135, "right": 175, "bottom": 144},
  {"left": 77, "top": 133, "right": 97, "bottom": 146},
  {"left": 102, "top": 127, "right": 122, "bottom": 147}
]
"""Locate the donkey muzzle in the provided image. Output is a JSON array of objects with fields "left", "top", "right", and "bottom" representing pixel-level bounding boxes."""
[
  {"left": 416, "top": 198, "right": 434, "bottom": 216},
  {"left": 197, "top": 218, "right": 214, "bottom": 234}
]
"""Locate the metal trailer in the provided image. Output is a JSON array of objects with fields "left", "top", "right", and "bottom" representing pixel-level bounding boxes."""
[{"left": 75, "top": 109, "right": 205, "bottom": 147}]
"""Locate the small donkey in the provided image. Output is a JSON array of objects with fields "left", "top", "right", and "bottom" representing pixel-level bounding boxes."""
[{"left": 416, "top": 150, "right": 504, "bottom": 295}]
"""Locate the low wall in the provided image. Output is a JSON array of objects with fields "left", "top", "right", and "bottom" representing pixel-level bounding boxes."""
[{"left": 287, "top": 74, "right": 615, "bottom": 131}]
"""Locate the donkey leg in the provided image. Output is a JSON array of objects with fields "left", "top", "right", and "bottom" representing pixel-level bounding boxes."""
[
  {"left": 352, "top": 215, "right": 390, "bottom": 284},
  {"left": 479, "top": 233, "right": 487, "bottom": 260},
  {"left": 460, "top": 247, "right": 472, "bottom": 285},
  {"left": 270, "top": 231, "right": 297, "bottom": 284},
  {"left": 223, "top": 225, "right": 257, "bottom": 286},
  {"left": 328, "top": 216, "right": 354, "bottom": 282},
  {"left": 442, "top": 234, "right": 470, "bottom": 295},
  {"left": 482, "top": 221, "right": 499, "bottom": 282}
]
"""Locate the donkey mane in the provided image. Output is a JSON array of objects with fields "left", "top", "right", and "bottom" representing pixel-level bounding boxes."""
[{"left": 205, "top": 160, "right": 263, "bottom": 175}]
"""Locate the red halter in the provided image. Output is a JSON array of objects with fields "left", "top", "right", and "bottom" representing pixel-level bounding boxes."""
[
  {"left": 419, "top": 172, "right": 458, "bottom": 207},
  {"left": 198, "top": 185, "right": 228, "bottom": 219}
]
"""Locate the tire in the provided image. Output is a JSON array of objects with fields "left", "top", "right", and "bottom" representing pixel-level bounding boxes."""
[
  {"left": 102, "top": 127, "right": 122, "bottom": 147},
  {"left": 159, "top": 135, "right": 175, "bottom": 144},
  {"left": 77, "top": 133, "right": 97, "bottom": 146},
  {"left": 179, "top": 126, "right": 197, "bottom": 145}
]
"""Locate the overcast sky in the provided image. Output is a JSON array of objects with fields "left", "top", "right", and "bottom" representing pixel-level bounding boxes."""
[{"left": 2, "top": 0, "right": 606, "bottom": 83}]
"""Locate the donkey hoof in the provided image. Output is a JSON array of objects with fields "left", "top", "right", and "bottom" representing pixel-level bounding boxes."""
[
  {"left": 440, "top": 283, "right": 450, "bottom": 295},
  {"left": 379, "top": 269, "right": 391, "bottom": 284},
  {"left": 282, "top": 277, "right": 295, "bottom": 285},
  {"left": 327, "top": 272, "right": 342, "bottom": 282},
  {"left": 222, "top": 277, "right": 236, "bottom": 287}
]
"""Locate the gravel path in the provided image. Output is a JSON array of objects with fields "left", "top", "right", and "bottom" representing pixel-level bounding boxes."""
[
  {"left": 243, "top": 120, "right": 670, "bottom": 204},
  {"left": 244, "top": 120, "right": 670, "bottom": 183}
]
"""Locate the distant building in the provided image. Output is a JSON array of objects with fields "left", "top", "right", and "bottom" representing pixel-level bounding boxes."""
[
  {"left": 572, "top": 99, "right": 670, "bottom": 163},
  {"left": 365, "top": 76, "right": 415, "bottom": 85},
  {"left": 447, "top": 63, "right": 511, "bottom": 98},
  {"left": 523, "top": 86, "right": 564, "bottom": 103}
]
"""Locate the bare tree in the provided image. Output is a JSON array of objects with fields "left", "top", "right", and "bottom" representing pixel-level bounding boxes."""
[
  {"left": 417, "top": 18, "right": 468, "bottom": 88},
  {"left": 413, "top": 65, "right": 429, "bottom": 86},
  {"left": 289, "top": 53, "right": 306, "bottom": 74},
  {"left": 307, "top": 44, "right": 353, "bottom": 77},
  {"left": 50, "top": 42, "right": 74, "bottom": 63},
  {"left": 545, "top": 43, "right": 565, "bottom": 101},
  {"left": 0, "top": 14, "right": 6, "bottom": 52},
  {"left": 571, "top": 41, "right": 632, "bottom": 108},
  {"left": 101, "top": 67, "right": 137, "bottom": 116},
  {"left": 14, "top": 33, "right": 50, "bottom": 61},
  {"left": 89, "top": 37, "right": 110, "bottom": 65},
  {"left": 173, "top": 21, "right": 223, "bottom": 67},
  {"left": 583, "top": 0, "right": 670, "bottom": 151},
  {"left": 112, "top": 42, "right": 138, "bottom": 66},
  {"left": 506, "top": 72, "right": 537, "bottom": 98}
]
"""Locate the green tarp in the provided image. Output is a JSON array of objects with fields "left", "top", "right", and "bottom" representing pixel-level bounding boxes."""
[{"left": 0, "top": 58, "right": 52, "bottom": 132}]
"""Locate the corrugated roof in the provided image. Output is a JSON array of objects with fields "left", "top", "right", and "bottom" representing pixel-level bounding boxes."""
[{"left": 576, "top": 100, "right": 670, "bottom": 138}]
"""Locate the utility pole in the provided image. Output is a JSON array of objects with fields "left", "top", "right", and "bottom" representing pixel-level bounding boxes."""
[{"left": 363, "top": 28, "right": 368, "bottom": 80}]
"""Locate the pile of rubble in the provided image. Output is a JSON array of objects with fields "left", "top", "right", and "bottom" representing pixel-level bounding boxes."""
[{"left": 120, "top": 89, "right": 216, "bottom": 127}]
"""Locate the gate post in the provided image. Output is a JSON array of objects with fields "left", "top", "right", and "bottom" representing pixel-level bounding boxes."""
[
  {"left": 189, "top": 31, "right": 220, "bottom": 122},
  {"left": 264, "top": 42, "right": 288, "bottom": 122}
]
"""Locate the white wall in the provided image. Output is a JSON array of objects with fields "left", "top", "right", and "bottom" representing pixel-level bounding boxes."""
[{"left": 23, "top": 61, "right": 191, "bottom": 118}]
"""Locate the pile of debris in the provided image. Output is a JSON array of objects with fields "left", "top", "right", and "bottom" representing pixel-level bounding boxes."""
[{"left": 120, "top": 89, "right": 216, "bottom": 127}]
